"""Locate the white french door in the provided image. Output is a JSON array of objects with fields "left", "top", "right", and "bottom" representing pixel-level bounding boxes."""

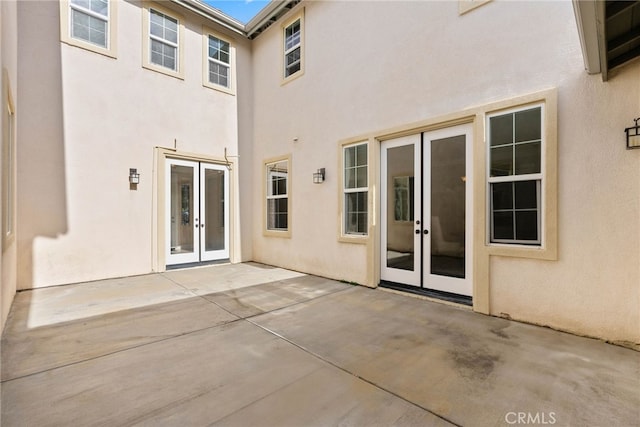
[
  {"left": 166, "top": 159, "right": 229, "bottom": 266},
  {"left": 381, "top": 124, "right": 473, "bottom": 297}
]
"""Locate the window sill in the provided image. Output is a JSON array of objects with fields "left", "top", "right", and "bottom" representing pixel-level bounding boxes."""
[
  {"left": 61, "top": 38, "right": 117, "bottom": 59},
  {"left": 142, "top": 63, "right": 184, "bottom": 80},
  {"left": 264, "top": 229, "right": 292, "bottom": 239},
  {"left": 338, "top": 234, "right": 368, "bottom": 245},
  {"left": 203, "top": 82, "right": 235, "bottom": 96},
  {"left": 487, "top": 243, "right": 557, "bottom": 261},
  {"left": 281, "top": 70, "right": 304, "bottom": 86}
]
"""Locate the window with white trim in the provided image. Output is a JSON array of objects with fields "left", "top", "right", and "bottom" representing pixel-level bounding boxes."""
[
  {"left": 344, "top": 143, "right": 368, "bottom": 235},
  {"left": 284, "top": 18, "right": 302, "bottom": 78},
  {"left": 149, "top": 8, "right": 179, "bottom": 71},
  {"left": 488, "top": 106, "right": 543, "bottom": 245},
  {"left": 207, "top": 35, "right": 231, "bottom": 88},
  {"left": 266, "top": 159, "right": 289, "bottom": 231},
  {"left": 69, "top": 0, "right": 109, "bottom": 48}
]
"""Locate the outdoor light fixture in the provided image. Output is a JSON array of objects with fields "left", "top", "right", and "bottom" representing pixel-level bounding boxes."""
[
  {"left": 625, "top": 117, "right": 640, "bottom": 149},
  {"left": 313, "top": 168, "right": 325, "bottom": 184},
  {"left": 129, "top": 168, "right": 140, "bottom": 184}
]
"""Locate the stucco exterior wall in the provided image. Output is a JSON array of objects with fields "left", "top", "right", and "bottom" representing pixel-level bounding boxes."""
[
  {"left": 17, "top": 0, "right": 246, "bottom": 288},
  {"left": 250, "top": 1, "right": 639, "bottom": 343},
  {"left": 1, "top": 0, "right": 18, "bottom": 330}
]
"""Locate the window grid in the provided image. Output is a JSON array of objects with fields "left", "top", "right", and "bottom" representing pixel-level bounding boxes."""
[
  {"left": 284, "top": 19, "right": 301, "bottom": 78},
  {"left": 149, "top": 9, "right": 179, "bottom": 71},
  {"left": 266, "top": 161, "right": 289, "bottom": 231},
  {"left": 208, "top": 35, "right": 230, "bottom": 88},
  {"left": 488, "top": 106, "right": 543, "bottom": 245},
  {"left": 69, "top": 0, "right": 109, "bottom": 48},
  {"left": 344, "top": 143, "right": 368, "bottom": 235}
]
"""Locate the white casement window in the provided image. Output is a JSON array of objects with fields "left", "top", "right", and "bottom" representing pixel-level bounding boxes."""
[
  {"left": 207, "top": 35, "right": 231, "bottom": 88},
  {"left": 149, "top": 8, "right": 179, "bottom": 71},
  {"left": 487, "top": 105, "right": 543, "bottom": 245},
  {"left": 69, "top": 0, "right": 109, "bottom": 48},
  {"left": 266, "top": 159, "right": 289, "bottom": 231},
  {"left": 344, "top": 143, "right": 368, "bottom": 235},
  {"left": 284, "top": 18, "right": 302, "bottom": 78}
]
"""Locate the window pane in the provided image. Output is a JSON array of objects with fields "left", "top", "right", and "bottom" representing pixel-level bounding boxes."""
[
  {"left": 515, "top": 211, "right": 538, "bottom": 241},
  {"left": 286, "top": 47, "right": 301, "bottom": 66},
  {"left": 490, "top": 145, "right": 513, "bottom": 176},
  {"left": 515, "top": 141, "right": 541, "bottom": 175},
  {"left": 345, "top": 192, "right": 367, "bottom": 234},
  {"left": 356, "top": 144, "right": 367, "bottom": 167},
  {"left": 515, "top": 107, "right": 541, "bottom": 142},
  {"left": 514, "top": 180, "right": 537, "bottom": 209},
  {"left": 492, "top": 182, "right": 513, "bottom": 211},
  {"left": 355, "top": 165, "right": 367, "bottom": 188},
  {"left": 493, "top": 211, "right": 514, "bottom": 240},
  {"left": 345, "top": 146, "right": 356, "bottom": 168},
  {"left": 490, "top": 114, "right": 513, "bottom": 146},
  {"left": 345, "top": 169, "right": 355, "bottom": 189}
]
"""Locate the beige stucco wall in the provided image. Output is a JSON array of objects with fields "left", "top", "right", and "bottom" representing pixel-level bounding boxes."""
[
  {"left": 17, "top": 0, "right": 247, "bottom": 288},
  {"left": 250, "top": 1, "right": 639, "bottom": 343},
  {"left": 1, "top": 0, "right": 18, "bottom": 330}
]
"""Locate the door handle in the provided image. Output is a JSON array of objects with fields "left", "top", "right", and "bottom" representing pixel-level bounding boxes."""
[
  {"left": 415, "top": 230, "right": 420, "bottom": 234},
  {"left": 423, "top": 230, "right": 429, "bottom": 235}
]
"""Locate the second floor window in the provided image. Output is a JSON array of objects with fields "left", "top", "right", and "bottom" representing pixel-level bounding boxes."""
[
  {"left": 208, "top": 35, "right": 230, "bottom": 88},
  {"left": 284, "top": 18, "right": 302, "bottom": 78},
  {"left": 70, "top": 0, "right": 109, "bottom": 48},
  {"left": 149, "top": 8, "right": 179, "bottom": 71}
]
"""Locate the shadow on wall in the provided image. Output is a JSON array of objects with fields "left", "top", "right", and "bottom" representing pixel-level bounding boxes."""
[{"left": 16, "top": 0, "right": 68, "bottom": 290}]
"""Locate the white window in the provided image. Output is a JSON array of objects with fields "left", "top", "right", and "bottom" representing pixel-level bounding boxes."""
[
  {"left": 69, "top": 0, "right": 109, "bottom": 48},
  {"left": 149, "top": 8, "right": 179, "bottom": 71},
  {"left": 207, "top": 35, "right": 231, "bottom": 88},
  {"left": 488, "top": 106, "right": 543, "bottom": 245},
  {"left": 266, "top": 159, "right": 289, "bottom": 232},
  {"left": 344, "top": 143, "right": 368, "bottom": 235},
  {"left": 282, "top": 11, "right": 304, "bottom": 81}
]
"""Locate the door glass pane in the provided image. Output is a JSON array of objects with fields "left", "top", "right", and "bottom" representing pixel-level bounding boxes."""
[
  {"left": 204, "top": 169, "right": 225, "bottom": 252},
  {"left": 386, "top": 145, "right": 415, "bottom": 271},
  {"left": 431, "top": 135, "right": 465, "bottom": 278},
  {"left": 170, "top": 165, "right": 194, "bottom": 255}
]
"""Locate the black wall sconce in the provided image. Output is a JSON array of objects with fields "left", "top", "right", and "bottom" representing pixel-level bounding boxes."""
[
  {"left": 313, "top": 168, "right": 325, "bottom": 184},
  {"left": 625, "top": 117, "right": 640, "bottom": 149},
  {"left": 129, "top": 168, "right": 140, "bottom": 184}
]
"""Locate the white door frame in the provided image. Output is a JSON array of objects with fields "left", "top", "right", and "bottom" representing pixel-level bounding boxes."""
[
  {"left": 379, "top": 124, "right": 473, "bottom": 297},
  {"left": 165, "top": 158, "right": 230, "bottom": 266}
]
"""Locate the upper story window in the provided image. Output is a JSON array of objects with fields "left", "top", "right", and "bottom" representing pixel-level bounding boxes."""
[
  {"left": 343, "top": 142, "right": 368, "bottom": 235},
  {"left": 203, "top": 31, "right": 235, "bottom": 94},
  {"left": 60, "top": 0, "right": 117, "bottom": 57},
  {"left": 149, "top": 9, "right": 178, "bottom": 71},
  {"left": 265, "top": 158, "right": 290, "bottom": 235},
  {"left": 282, "top": 10, "right": 304, "bottom": 83},
  {"left": 70, "top": 0, "right": 109, "bottom": 48},
  {"left": 488, "top": 106, "right": 543, "bottom": 245},
  {"left": 142, "top": 4, "right": 183, "bottom": 79}
]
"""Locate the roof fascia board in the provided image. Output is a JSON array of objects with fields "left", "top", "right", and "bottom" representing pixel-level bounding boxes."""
[
  {"left": 170, "top": 0, "right": 246, "bottom": 36},
  {"left": 245, "top": 0, "right": 295, "bottom": 38},
  {"left": 572, "top": 0, "right": 603, "bottom": 75}
]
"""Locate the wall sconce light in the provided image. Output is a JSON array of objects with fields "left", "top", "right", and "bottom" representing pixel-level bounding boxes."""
[
  {"left": 313, "top": 168, "right": 325, "bottom": 184},
  {"left": 625, "top": 117, "right": 640, "bottom": 149},
  {"left": 129, "top": 168, "right": 140, "bottom": 184}
]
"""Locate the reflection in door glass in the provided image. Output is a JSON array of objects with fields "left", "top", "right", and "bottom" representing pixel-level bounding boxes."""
[
  {"left": 386, "top": 145, "right": 415, "bottom": 271},
  {"left": 171, "top": 165, "right": 194, "bottom": 255},
  {"left": 204, "top": 169, "right": 225, "bottom": 251},
  {"left": 431, "top": 135, "right": 465, "bottom": 278}
]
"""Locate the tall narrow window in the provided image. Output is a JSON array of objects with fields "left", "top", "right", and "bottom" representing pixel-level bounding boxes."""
[
  {"left": 488, "top": 106, "right": 543, "bottom": 245},
  {"left": 344, "top": 143, "right": 368, "bottom": 235},
  {"left": 149, "top": 8, "right": 179, "bottom": 71},
  {"left": 283, "top": 16, "right": 302, "bottom": 79},
  {"left": 266, "top": 159, "right": 289, "bottom": 232},
  {"left": 69, "top": 0, "right": 109, "bottom": 48},
  {"left": 207, "top": 35, "right": 230, "bottom": 88}
]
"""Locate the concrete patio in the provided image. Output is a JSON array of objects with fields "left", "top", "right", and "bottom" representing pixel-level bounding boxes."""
[{"left": 1, "top": 262, "right": 638, "bottom": 426}]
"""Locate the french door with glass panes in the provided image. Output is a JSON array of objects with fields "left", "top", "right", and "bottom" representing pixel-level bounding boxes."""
[
  {"left": 380, "top": 124, "right": 473, "bottom": 297},
  {"left": 166, "top": 159, "right": 229, "bottom": 266}
]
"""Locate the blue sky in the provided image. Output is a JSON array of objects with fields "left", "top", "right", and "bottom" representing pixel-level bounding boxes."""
[{"left": 203, "top": 0, "right": 271, "bottom": 24}]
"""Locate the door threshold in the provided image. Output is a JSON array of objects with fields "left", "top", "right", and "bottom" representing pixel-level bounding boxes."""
[
  {"left": 380, "top": 281, "right": 472, "bottom": 306},
  {"left": 166, "top": 259, "right": 230, "bottom": 270}
]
